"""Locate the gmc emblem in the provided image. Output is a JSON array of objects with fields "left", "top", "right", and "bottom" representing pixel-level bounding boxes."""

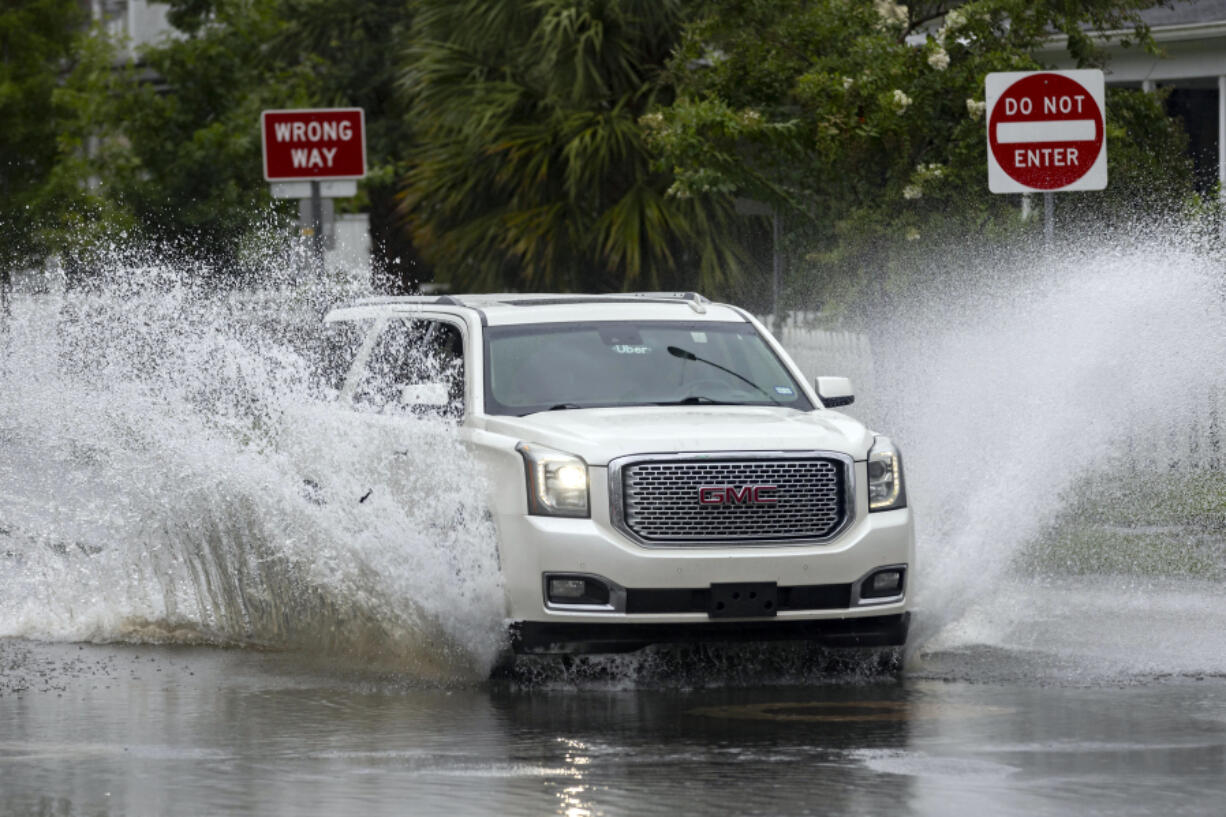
[{"left": 698, "top": 485, "right": 779, "bottom": 505}]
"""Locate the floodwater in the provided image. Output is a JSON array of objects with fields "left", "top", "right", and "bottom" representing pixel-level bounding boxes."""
[
  {"left": 4, "top": 239, "right": 1226, "bottom": 815},
  {"left": 2, "top": 637, "right": 1225, "bottom": 817}
]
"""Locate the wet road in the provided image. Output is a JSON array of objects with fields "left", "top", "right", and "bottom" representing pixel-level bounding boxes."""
[{"left": 2, "top": 640, "right": 1224, "bottom": 817}]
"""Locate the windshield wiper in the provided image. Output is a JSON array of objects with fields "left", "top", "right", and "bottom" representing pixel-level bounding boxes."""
[
  {"left": 657, "top": 395, "right": 737, "bottom": 406},
  {"left": 666, "top": 345, "right": 782, "bottom": 404},
  {"left": 517, "top": 403, "right": 587, "bottom": 416}
]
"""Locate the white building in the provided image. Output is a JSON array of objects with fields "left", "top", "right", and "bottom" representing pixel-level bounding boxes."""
[
  {"left": 85, "top": 0, "right": 174, "bottom": 55},
  {"left": 1040, "top": 0, "right": 1226, "bottom": 197}
]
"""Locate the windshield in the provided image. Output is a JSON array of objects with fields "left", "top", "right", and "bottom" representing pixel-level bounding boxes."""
[{"left": 484, "top": 320, "right": 813, "bottom": 415}]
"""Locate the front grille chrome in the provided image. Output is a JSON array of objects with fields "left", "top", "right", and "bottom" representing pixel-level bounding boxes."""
[{"left": 608, "top": 452, "right": 855, "bottom": 547}]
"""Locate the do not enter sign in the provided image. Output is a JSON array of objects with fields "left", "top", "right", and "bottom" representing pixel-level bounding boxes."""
[{"left": 986, "top": 70, "right": 1107, "bottom": 193}]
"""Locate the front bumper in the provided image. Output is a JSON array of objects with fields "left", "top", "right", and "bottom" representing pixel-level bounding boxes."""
[
  {"left": 511, "top": 613, "right": 911, "bottom": 655},
  {"left": 493, "top": 460, "right": 915, "bottom": 640}
]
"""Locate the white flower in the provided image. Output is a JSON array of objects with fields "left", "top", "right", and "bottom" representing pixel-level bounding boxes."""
[
  {"left": 936, "top": 8, "right": 964, "bottom": 44},
  {"left": 905, "top": 228, "right": 921, "bottom": 241},
  {"left": 927, "top": 47, "right": 950, "bottom": 71},
  {"left": 902, "top": 184, "right": 922, "bottom": 200},
  {"left": 873, "top": 0, "right": 908, "bottom": 28},
  {"left": 966, "top": 98, "right": 986, "bottom": 120},
  {"left": 842, "top": 76, "right": 854, "bottom": 90},
  {"left": 891, "top": 89, "right": 912, "bottom": 113}
]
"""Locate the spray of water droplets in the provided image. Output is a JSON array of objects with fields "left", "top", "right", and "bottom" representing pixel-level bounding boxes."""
[
  {"left": 0, "top": 252, "right": 505, "bottom": 681},
  {"left": 3, "top": 225, "right": 1225, "bottom": 685},
  {"left": 862, "top": 230, "right": 1226, "bottom": 679}
]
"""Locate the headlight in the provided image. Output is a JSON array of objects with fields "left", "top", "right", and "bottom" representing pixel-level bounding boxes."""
[
  {"left": 517, "top": 443, "right": 590, "bottom": 517},
  {"left": 867, "top": 436, "right": 907, "bottom": 512}
]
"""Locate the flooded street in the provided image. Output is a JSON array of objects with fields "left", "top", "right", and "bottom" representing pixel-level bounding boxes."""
[
  {"left": 2, "top": 637, "right": 1225, "bottom": 817},
  {"left": 3, "top": 247, "right": 1226, "bottom": 815},
  {"left": 9, "top": 0, "right": 1226, "bottom": 810}
]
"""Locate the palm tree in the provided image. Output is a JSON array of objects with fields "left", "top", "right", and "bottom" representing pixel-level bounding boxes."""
[{"left": 399, "top": 0, "right": 748, "bottom": 294}]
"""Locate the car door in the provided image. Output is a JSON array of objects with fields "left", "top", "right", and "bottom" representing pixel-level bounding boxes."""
[{"left": 285, "top": 310, "right": 473, "bottom": 508}]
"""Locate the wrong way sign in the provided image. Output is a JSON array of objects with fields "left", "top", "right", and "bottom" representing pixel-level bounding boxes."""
[
  {"left": 986, "top": 70, "right": 1106, "bottom": 193},
  {"left": 261, "top": 108, "right": 366, "bottom": 182}
]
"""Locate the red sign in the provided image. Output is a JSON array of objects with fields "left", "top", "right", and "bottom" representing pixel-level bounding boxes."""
[
  {"left": 261, "top": 108, "right": 366, "bottom": 181},
  {"left": 986, "top": 71, "right": 1106, "bottom": 193}
]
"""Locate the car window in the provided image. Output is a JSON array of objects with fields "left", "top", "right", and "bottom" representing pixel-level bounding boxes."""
[
  {"left": 354, "top": 318, "right": 465, "bottom": 416},
  {"left": 316, "top": 319, "right": 371, "bottom": 394},
  {"left": 484, "top": 321, "right": 811, "bottom": 415}
]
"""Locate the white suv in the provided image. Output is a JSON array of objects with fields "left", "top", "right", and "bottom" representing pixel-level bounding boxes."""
[{"left": 322, "top": 292, "right": 913, "bottom": 655}]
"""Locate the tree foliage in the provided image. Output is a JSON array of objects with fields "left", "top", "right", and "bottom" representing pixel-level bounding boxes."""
[
  {"left": 0, "top": 0, "right": 85, "bottom": 270},
  {"left": 18, "top": 0, "right": 418, "bottom": 281},
  {"left": 109, "top": 2, "right": 307, "bottom": 265},
  {"left": 646, "top": 0, "right": 1193, "bottom": 317},
  {"left": 1, "top": 0, "right": 1203, "bottom": 305},
  {"left": 400, "top": 0, "right": 751, "bottom": 293}
]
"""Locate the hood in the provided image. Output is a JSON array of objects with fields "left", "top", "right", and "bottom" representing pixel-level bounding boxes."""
[{"left": 478, "top": 406, "right": 874, "bottom": 465}]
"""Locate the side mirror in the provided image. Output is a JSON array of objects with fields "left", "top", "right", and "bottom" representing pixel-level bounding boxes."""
[
  {"left": 400, "top": 382, "right": 451, "bottom": 408},
  {"left": 815, "top": 376, "right": 854, "bottom": 408}
]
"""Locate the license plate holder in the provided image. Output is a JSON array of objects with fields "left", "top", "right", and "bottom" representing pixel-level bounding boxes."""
[{"left": 708, "top": 582, "right": 778, "bottom": 618}]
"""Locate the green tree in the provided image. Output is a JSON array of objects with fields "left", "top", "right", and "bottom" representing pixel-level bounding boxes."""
[
  {"left": 23, "top": 23, "right": 141, "bottom": 266},
  {"left": 400, "top": 0, "right": 750, "bottom": 294},
  {"left": 108, "top": 1, "right": 306, "bottom": 268},
  {"left": 0, "top": 0, "right": 85, "bottom": 274},
  {"left": 23, "top": 1, "right": 312, "bottom": 275},
  {"left": 645, "top": 0, "right": 1192, "bottom": 318},
  {"left": 30, "top": 0, "right": 419, "bottom": 282}
]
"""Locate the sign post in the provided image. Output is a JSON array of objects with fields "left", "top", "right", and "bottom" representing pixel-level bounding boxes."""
[
  {"left": 261, "top": 108, "right": 366, "bottom": 271},
  {"left": 985, "top": 70, "right": 1107, "bottom": 246},
  {"left": 309, "top": 180, "right": 324, "bottom": 263}
]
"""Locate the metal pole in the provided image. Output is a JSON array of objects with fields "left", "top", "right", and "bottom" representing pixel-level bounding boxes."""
[
  {"left": 771, "top": 210, "right": 781, "bottom": 325},
  {"left": 1043, "top": 191, "right": 1054, "bottom": 249},
  {"left": 0, "top": 267, "right": 10, "bottom": 322},
  {"left": 1, "top": 268, "right": 10, "bottom": 380},
  {"left": 310, "top": 180, "right": 324, "bottom": 273},
  {"left": 1218, "top": 75, "right": 1225, "bottom": 234}
]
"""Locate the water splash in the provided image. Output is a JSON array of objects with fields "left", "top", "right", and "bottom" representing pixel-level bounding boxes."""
[
  {"left": 4, "top": 230, "right": 1226, "bottom": 685},
  {"left": 0, "top": 259, "right": 504, "bottom": 680},
  {"left": 866, "top": 234, "right": 1226, "bottom": 676}
]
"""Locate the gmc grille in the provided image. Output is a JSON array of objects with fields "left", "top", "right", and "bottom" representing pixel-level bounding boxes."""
[{"left": 612, "top": 455, "right": 851, "bottom": 545}]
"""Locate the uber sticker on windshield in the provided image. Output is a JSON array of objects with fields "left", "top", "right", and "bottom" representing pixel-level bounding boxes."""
[
  {"left": 690, "top": 332, "right": 708, "bottom": 343},
  {"left": 612, "top": 344, "right": 653, "bottom": 355},
  {"left": 774, "top": 386, "right": 795, "bottom": 396}
]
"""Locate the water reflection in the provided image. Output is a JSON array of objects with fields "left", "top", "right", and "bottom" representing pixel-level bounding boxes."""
[
  {"left": 487, "top": 682, "right": 917, "bottom": 816},
  {"left": 2, "top": 642, "right": 1225, "bottom": 817}
]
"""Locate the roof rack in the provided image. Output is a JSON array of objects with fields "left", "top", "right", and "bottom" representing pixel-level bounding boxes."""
[
  {"left": 625, "top": 291, "right": 709, "bottom": 313},
  {"left": 350, "top": 295, "right": 462, "bottom": 307},
  {"left": 627, "top": 291, "right": 710, "bottom": 304},
  {"left": 346, "top": 291, "right": 712, "bottom": 313}
]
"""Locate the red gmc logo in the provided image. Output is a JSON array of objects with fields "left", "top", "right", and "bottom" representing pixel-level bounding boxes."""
[{"left": 698, "top": 485, "right": 779, "bottom": 505}]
